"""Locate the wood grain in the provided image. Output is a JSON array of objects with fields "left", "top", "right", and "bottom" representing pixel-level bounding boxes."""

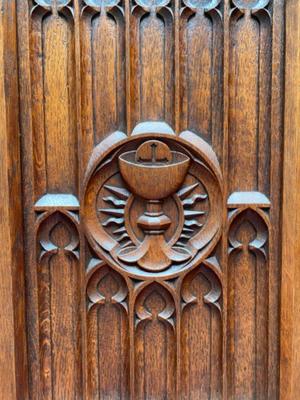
[
  {"left": 3, "top": 0, "right": 289, "bottom": 399},
  {"left": 0, "top": 0, "right": 28, "bottom": 398},
  {"left": 280, "top": 0, "right": 300, "bottom": 398}
]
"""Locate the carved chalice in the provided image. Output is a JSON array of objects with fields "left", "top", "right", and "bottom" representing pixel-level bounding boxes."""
[{"left": 117, "top": 140, "right": 192, "bottom": 271}]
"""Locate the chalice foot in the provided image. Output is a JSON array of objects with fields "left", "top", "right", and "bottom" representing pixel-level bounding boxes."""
[{"left": 117, "top": 200, "right": 192, "bottom": 272}]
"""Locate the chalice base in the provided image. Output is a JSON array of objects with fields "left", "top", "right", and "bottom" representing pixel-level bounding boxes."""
[{"left": 117, "top": 234, "right": 192, "bottom": 272}]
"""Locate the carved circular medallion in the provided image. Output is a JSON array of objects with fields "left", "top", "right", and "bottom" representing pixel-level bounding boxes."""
[{"left": 83, "top": 131, "right": 223, "bottom": 279}]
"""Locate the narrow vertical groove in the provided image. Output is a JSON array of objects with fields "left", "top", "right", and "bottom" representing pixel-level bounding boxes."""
[
  {"left": 175, "top": 298, "right": 181, "bottom": 400},
  {"left": 17, "top": 1, "right": 40, "bottom": 398},
  {"left": 125, "top": 0, "right": 131, "bottom": 134},
  {"left": 269, "top": 1, "right": 284, "bottom": 398},
  {"left": 129, "top": 292, "right": 135, "bottom": 399},
  {"left": 73, "top": 2, "right": 87, "bottom": 398},
  {"left": 75, "top": 0, "right": 83, "bottom": 200},
  {"left": 222, "top": 1, "right": 230, "bottom": 399},
  {"left": 174, "top": 0, "right": 180, "bottom": 134}
]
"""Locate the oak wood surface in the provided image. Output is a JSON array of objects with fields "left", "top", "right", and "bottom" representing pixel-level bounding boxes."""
[
  {"left": 280, "top": 0, "right": 300, "bottom": 398},
  {"left": 0, "top": 0, "right": 28, "bottom": 398},
  {"left": 0, "top": 0, "right": 294, "bottom": 399}
]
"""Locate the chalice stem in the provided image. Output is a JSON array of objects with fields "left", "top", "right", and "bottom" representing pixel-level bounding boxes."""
[{"left": 118, "top": 199, "right": 192, "bottom": 271}]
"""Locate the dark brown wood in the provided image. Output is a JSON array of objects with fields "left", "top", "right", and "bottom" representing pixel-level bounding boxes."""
[
  {"left": 0, "top": 0, "right": 28, "bottom": 398},
  {"left": 280, "top": 0, "right": 300, "bottom": 398},
  {"left": 0, "top": 0, "right": 292, "bottom": 399}
]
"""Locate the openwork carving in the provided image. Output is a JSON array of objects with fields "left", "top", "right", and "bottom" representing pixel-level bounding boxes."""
[{"left": 83, "top": 126, "right": 223, "bottom": 279}]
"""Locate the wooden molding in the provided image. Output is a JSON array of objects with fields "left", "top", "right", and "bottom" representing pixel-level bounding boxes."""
[
  {"left": 280, "top": 0, "right": 300, "bottom": 398},
  {"left": 0, "top": 0, "right": 28, "bottom": 398}
]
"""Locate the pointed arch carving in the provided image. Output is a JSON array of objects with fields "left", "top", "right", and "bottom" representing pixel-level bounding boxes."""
[
  {"left": 228, "top": 207, "right": 269, "bottom": 399},
  {"left": 36, "top": 211, "right": 82, "bottom": 398},
  {"left": 181, "top": 261, "right": 223, "bottom": 398},
  {"left": 228, "top": 207, "right": 269, "bottom": 259},
  {"left": 86, "top": 261, "right": 130, "bottom": 399},
  {"left": 134, "top": 283, "right": 176, "bottom": 398}
]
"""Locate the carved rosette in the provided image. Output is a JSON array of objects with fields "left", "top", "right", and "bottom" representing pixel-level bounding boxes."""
[{"left": 83, "top": 126, "right": 223, "bottom": 279}]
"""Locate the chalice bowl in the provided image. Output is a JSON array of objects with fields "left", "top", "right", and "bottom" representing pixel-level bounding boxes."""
[{"left": 117, "top": 140, "right": 192, "bottom": 272}]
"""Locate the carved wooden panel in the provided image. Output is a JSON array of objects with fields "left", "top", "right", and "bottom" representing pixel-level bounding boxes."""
[
  {"left": 181, "top": 258, "right": 222, "bottom": 399},
  {"left": 228, "top": 206, "right": 269, "bottom": 399},
  {"left": 29, "top": 0, "right": 78, "bottom": 198},
  {"left": 36, "top": 211, "right": 82, "bottom": 399},
  {"left": 86, "top": 261, "right": 129, "bottom": 399},
  {"left": 135, "top": 284, "right": 176, "bottom": 399},
  {"left": 16, "top": 0, "right": 285, "bottom": 399},
  {"left": 81, "top": 0, "right": 126, "bottom": 147}
]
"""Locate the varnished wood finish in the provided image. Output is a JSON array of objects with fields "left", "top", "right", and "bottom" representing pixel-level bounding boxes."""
[
  {"left": 0, "top": 0, "right": 28, "bottom": 398},
  {"left": 0, "top": 0, "right": 294, "bottom": 399},
  {"left": 280, "top": 1, "right": 300, "bottom": 398}
]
